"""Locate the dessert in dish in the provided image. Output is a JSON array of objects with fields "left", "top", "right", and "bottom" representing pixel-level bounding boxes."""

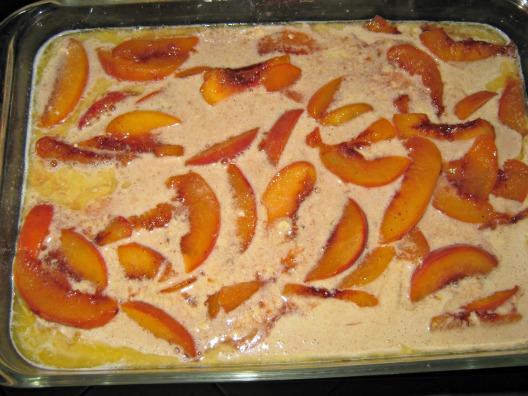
[{"left": 10, "top": 17, "right": 528, "bottom": 368}]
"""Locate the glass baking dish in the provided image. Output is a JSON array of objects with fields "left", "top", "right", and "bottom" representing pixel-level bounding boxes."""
[{"left": 1, "top": 0, "right": 527, "bottom": 388}]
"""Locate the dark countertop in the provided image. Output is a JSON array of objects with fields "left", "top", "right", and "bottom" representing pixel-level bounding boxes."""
[{"left": 1, "top": 1, "right": 527, "bottom": 394}]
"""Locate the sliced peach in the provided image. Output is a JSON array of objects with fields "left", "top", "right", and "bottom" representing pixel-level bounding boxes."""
[
  {"left": 261, "top": 161, "right": 316, "bottom": 228},
  {"left": 38, "top": 38, "right": 88, "bottom": 128},
  {"left": 17, "top": 204, "right": 54, "bottom": 258},
  {"left": 454, "top": 135, "right": 498, "bottom": 200},
  {"left": 307, "top": 76, "right": 343, "bottom": 119},
  {"left": 387, "top": 44, "right": 444, "bottom": 116},
  {"left": 429, "top": 311, "right": 471, "bottom": 331},
  {"left": 257, "top": 30, "right": 320, "bottom": 55},
  {"left": 393, "top": 113, "right": 495, "bottom": 141},
  {"left": 363, "top": 15, "right": 401, "bottom": 34},
  {"left": 206, "top": 280, "right": 263, "bottom": 318},
  {"left": 95, "top": 216, "right": 133, "bottom": 246},
  {"left": 60, "top": 228, "right": 108, "bottom": 289},
  {"left": 393, "top": 94, "right": 411, "bottom": 113},
  {"left": 152, "top": 144, "right": 185, "bottom": 157},
  {"left": 15, "top": 207, "right": 118, "bottom": 328},
  {"left": 135, "top": 89, "right": 163, "bottom": 104},
  {"left": 128, "top": 203, "right": 175, "bottom": 231},
  {"left": 319, "top": 103, "right": 374, "bottom": 126},
  {"left": 36, "top": 136, "right": 113, "bottom": 164},
  {"left": 305, "top": 198, "right": 367, "bottom": 282},
  {"left": 159, "top": 276, "right": 197, "bottom": 294},
  {"left": 199, "top": 56, "right": 293, "bottom": 104},
  {"left": 121, "top": 300, "right": 196, "bottom": 357},
  {"left": 396, "top": 227, "right": 430, "bottom": 263},
  {"left": 492, "top": 159, "right": 528, "bottom": 202},
  {"left": 106, "top": 110, "right": 181, "bottom": 139},
  {"left": 175, "top": 66, "right": 213, "bottom": 78},
  {"left": 479, "top": 206, "right": 528, "bottom": 230},
  {"left": 454, "top": 90, "right": 497, "bottom": 120},
  {"left": 98, "top": 37, "right": 197, "bottom": 81},
  {"left": 352, "top": 118, "right": 397, "bottom": 147},
  {"left": 14, "top": 255, "right": 118, "bottom": 329},
  {"left": 261, "top": 63, "right": 302, "bottom": 92},
  {"left": 420, "top": 27, "right": 514, "bottom": 62},
  {"left": 282, "top": 284, "right": 378, "bottom": 307},
  {"left": 498, "top": 75, "right": 528, "bottom": 136},
  {"left": 227, "top": 164, "right": 257, "bottom": 252},
  {"left": 476, "top": 311, "right": 523, "bottom": 325},
  {"left": 258, "top": 109, "right": 303, "bottom": 166},
  {"left": 339, "top": 245, "right": 395, "bottom": 288},
  {"left": 307, "top": 128, "right": 410, "bottom": 187},
  {"left": 166, "top": 172, "right": 220, "bottom": 272},
  {"left": 462, "top": 285, "right": 520, "bottom": 312},
  {"left": 185, "top": 128, "right": 259, "bottom": 166},
  {"left": 410, "top": 244, "right": 498, "bottom": 302},
  {"left": 111, "top": 37, "right": 198, "bottom": 61},
  {"left": 78, "top": 91, "right": 134, "bottom": 129},
  {"left": 380, "top": 137, "right": 441, "bottom": 243},
  {"left": 117, "top": 242, "right": 166, "bottom": 279}
]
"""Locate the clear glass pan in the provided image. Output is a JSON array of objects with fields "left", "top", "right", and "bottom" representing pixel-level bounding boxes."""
[{"left": 0, "top": 0, "right": 527, "bottom": 388}]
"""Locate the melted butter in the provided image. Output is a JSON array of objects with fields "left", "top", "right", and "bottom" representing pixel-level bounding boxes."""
[{"left": 11, "top": 21, "right": 528, "bottom": 369}]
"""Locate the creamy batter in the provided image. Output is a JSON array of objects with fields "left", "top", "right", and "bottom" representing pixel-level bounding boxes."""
[{"left": 10, "top": 20, "right": 528, "bottom": 368}]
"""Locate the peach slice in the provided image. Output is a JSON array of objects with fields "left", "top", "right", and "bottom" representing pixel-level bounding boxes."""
[
  {"left": 98, "top": 37, "right": 197, "bottom": 81},
  {"left": 393, "top": 113, "right": 495, "bottom": 141},
  {"left": 319, "top": 103, "right": 374, "bottom": 126},
  {"left": 258, "top": 109, "right": 303, "bottom": 166},
  {"left": 166, "top": 172, "right": 220, "bottom": 272},
  {"left": 492, "top": 159, "right": 528, "bottom": 202},
  {"left": 429, "top": 312, "right": 472, "bottom": 331},
  {"left": 14, "top": 205, "right": 118, "bottom": 329},
  {"left": 38, "top": 38, "right": 88, "bottom": 128},
  {"left": 396, "top": 227, "right": 430, "bottom": 263},
  {"left": 260, "top": 63, "right": 302, "bottom": 92},
  {"left": 105, "top": 110, "right": 181, "bottom": 139},
  {"left": 410, "top": 244, "right": 498, "bottom": 302},
  {"left": 351, "top": 118, "right": 397, "bottom": 147},
  {"left": 17, "top": 204, "right": 54, "bottom": 258},
  {"left": 498, "top": 75, "right": 528, "bottom": 136},
  {"left": 60, "top": 228, "right": 108, "bottom": 289},
  {"left": 95, "top": 216, "right": 133, "bottom": 246},
  {"left": 111, "top": 37, "right": 198, "bottom": 60},
  {"left": 363, "top": 15, "right": 401, "bottom": 34},
  {"left": 117, "top": 242, "right": 167, "bottom": 279},
  {"left": 36, "top": 136, "right": 114, "bottom": 164},
  {"left": 380, "top": 137, "right": 441, "bottom": 243},
  {"left": 307, "top": 76, "right": 343, "bottom": 120},
  {"left": 462, "top": 285, "right": 519, "bottom": 312},
  {"left": 447, "top": 134, "right": 498, "bottom": 200},
  {"left": 199, "top": 55, "right": 294, "bottom": 104},
  {"left": 14, "top": 255, "right": 119, "bottom": 329},
  {"left": 393, "top": 94, "right": 411, "bottom": 113},
  {"left": 121, "top": 300, "right": 196, "bottom": 357},
  {"left": 135, "top": 89, "right": 163, "bottom": 104},
  {"left": 305, "top": 198, "right": 367, "bottom": 282},
  {"left": 387, "top": 44, "right": 444, "bottom": 116},
  {"left": 339, "top": 245, "right": 395, "bottom": 288},
  {"left": 128, "top": 203, "right": 175, "bottom": 231},
  {"left": 282, "top": 284, "right": 378, "bottom": 307},
  {"left": 257, "top": 30, "right": 320, "bottom": 55},
  {"left": 454, "top": 90, "right": 497, "bottom": 120},
  {"left": 261, "top": 161, "right": 316, "bottom": 228},
  {"left": 419, "top": 27, "right": 514, "bottom": 62},
  {"left": 185, "top": 128, "right": 258, "bottom": 166},
  {"left": 152, "top": 144, "right": 185, "bottom": 157},
  {"left": 206, "top": 280, "right": 263, "bottom": 319},
  {"left": 78, "top": 91, "right": 134, "bottom": 129},
  {"left": 175, "top": 66, "right": 213, "bottom": 78},
  {"left": 227, "top": 163, "right": 257, "bottom": 252},
  {"left": 476, "top": 311, "right": 523, "bottom": 325},
  {"left": 433, "top": 178, "right": 505, "bottom": 223},
  {"left": 306, "top": 127, "right": 411, "bottom": 187},
  {"left": 159, "top": 276, "right": 197, "bottom": 294}
]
